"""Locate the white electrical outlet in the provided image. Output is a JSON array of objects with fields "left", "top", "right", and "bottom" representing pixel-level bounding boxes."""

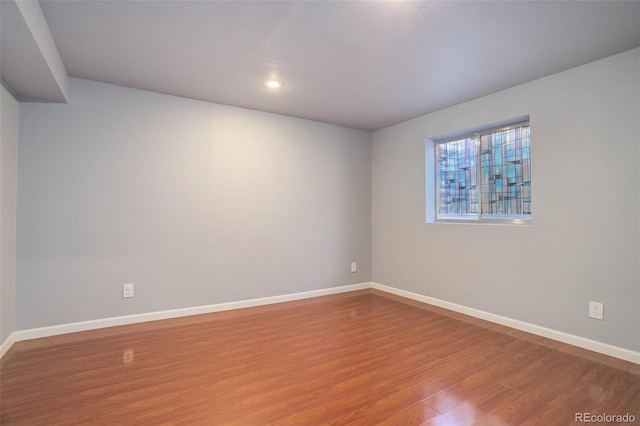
[
  {"left": 123, "top": 283, "right": 134, "bottom": 298},
  {"left": 589, "top": 301, "right": 603, "bottom": 320},
  {"left": 350, "top": 262, "right": 357, "bottom": 273}
]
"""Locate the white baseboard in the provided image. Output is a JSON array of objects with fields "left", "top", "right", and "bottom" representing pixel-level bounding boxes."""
[
  {"left": 4, "top": 281, "right": 638, "bottom": 365},
  {"left": 9, "top": 282, "right": 371, "bottom": 346},
  {"left": 0, "top": 332, "right": 16, "bottom": 358},
  {"left": 372, "top": 282, "right": 640, "bottom": 364}
]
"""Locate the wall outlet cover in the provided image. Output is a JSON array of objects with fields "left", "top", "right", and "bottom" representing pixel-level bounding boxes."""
[
  {"left": 123, "top": 283, "right": 134, "bottom": 298},
  {"left": 589, "top": 301, "right": 603, "bottom": 320}
]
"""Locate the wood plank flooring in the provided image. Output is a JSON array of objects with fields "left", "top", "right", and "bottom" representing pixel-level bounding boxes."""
[{"left": 1, "top": 290, "right": 639, "bottom": 425}]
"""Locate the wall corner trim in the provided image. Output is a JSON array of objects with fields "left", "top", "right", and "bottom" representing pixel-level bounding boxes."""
[
  {"left": 371, "top": 282, "right": 640, "bottom": 364},
  {"left": 0, "top": 332, "right": 17, "bottom": 359}
]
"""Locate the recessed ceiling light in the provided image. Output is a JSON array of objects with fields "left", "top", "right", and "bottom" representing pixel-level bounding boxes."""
[{"left": 264, "top": 79, "right": 282, "bottom": 89}]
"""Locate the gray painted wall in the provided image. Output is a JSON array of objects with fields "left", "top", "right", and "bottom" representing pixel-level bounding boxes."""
[
  {"left": 17, "top": 78, "right": 371, "bottom": 329},
  {"left": 372, "top": 48, "right": 640, "bottom": 351},
  {"left": 1, "top": 84, "right": 18, "bottom": 342},
  {"left": 11, "top": 50, "right": 640, "bottom": 355}
]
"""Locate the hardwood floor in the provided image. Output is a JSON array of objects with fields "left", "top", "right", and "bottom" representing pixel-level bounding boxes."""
[{"left": 1, "top": 290, "right": 639, "bottom": 425}]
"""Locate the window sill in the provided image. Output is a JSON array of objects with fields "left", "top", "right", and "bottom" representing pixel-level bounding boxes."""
[{"left": 431, "top": 219, "right": 531, "bottom": 226}]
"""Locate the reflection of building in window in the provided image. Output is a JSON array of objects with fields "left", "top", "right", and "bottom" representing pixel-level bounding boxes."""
[
  {"left": 436, "top": 121, "right": 531, "bottom": 223},
  {"left": 438, "top": 137, "right": 478, "bottom": 215}
]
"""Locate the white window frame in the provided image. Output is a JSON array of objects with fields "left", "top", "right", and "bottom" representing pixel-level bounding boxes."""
[{"left": 432, "top": 119, "right": 531, "bottom": 225}]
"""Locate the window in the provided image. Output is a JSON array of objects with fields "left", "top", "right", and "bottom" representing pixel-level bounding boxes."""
[{"left": 434, "top": 120, "right": 531, "bottom": 224}]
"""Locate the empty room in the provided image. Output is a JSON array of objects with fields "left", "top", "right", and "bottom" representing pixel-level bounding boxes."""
[{"left": 1, "top": 0, "right": 639, "bottom": 424}]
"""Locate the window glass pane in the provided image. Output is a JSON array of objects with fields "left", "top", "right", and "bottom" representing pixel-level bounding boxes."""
[
  {"left": 437, "top": 137, "right": 478, "bottom": 216},
  {"left": 480, "top": 125, "right": 531, "bottom": 216}
]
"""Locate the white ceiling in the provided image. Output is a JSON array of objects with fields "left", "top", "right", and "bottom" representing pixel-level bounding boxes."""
[{"left": 5, "top": 1, "right": 640, "bottom": 131}]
